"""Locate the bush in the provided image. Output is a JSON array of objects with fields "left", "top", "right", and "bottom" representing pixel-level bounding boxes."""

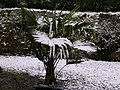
[{"left": 0, "top": 9, "right": 32, "bottom": 56}]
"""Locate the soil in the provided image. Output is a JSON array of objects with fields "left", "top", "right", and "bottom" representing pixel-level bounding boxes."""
[{"left": 0, "top": 70, "right": 40, "bottom": 90}]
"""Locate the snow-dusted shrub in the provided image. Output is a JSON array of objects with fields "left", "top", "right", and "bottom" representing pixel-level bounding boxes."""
[{"left": 0, "top": 9, "right": 32, "bottom": 56}]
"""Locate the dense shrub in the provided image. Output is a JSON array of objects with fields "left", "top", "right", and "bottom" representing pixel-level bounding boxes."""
[
  {"left": 93, "top": 13, "right": 120, "bottom": 61},
  {"left": 0, "top": 9, "right": 31, "bottom": 56}
]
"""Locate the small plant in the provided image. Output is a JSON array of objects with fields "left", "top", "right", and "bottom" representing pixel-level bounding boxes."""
[{"left": 20, "top": 7, "right": 95, "bottom": 87}]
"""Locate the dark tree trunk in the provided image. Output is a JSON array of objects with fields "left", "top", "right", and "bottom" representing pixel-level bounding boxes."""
[{"left": 45, "top": 57, "right": 56, "bottom": 85}]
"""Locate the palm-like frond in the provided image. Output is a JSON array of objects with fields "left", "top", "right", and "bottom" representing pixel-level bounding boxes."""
[
  {"left": 21, "top": 7, "right": 37, "bottom": 28},
  {"left": 20, "top": 7, "right": 96, "bottom": 60},
  {"left": 20, "top": 7, "right": 97, "bottom": 85},
  {"left": 33, "top": 31, "right": 72, "bottom": 59}
]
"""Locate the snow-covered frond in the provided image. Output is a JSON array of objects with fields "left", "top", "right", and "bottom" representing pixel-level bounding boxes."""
[
  {"left": 32, "top": 31, "right": 54, "bottom": 47},
  {"left": 37, "top": 16, "right": 45, "bottom": 25},
  {"left": 51, "top": 38, "right": 72, "bottom": 47},
  {"left": 33, "top": 31, "right": 97, "bottom": 53},
  {"left": 64, "top": 21, "right": 78, "bottom": 26},
  {"left": 37, "top": 17, "right": 53, "bottom": 25},
  {"left": 33, "top": 31, "right": 72, "bottom": 59},
  {"left": 73, "top": 40, "right": 97, "bottom": 52},
  {"left": 49, "top": 22, "right": 53, "bottom": 37},
  {"left": 32, "top": 31, "right": 72, "bottom": 48}
]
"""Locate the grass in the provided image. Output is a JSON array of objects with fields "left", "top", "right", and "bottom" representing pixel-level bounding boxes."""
[{"left": 0, "top": 68, "right": 40, "bottom": 90}]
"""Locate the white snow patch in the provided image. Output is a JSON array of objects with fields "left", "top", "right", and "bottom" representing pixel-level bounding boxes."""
[
  {"left": 73, "top": 40, "right": 97, "bottom": 52},
  {"left": 1, "top": 8, "right": 120, "bottom": 16},
  {"left": 0, "top": 56, "right": 120, "bottom": 88},
  {"left": 0, "top": 56, "right": 45, "bottom": 76}
]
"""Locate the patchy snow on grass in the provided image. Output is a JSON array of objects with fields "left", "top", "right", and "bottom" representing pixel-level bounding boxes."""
[
  {"left": 73, "top": 40, "right": 97, "bottom": 52},
  {"left": 0, "top": 56, "right": 45, "bottom": 76},
  {"left": 0, "top": 56, "right": 120, "bottom": 89}
]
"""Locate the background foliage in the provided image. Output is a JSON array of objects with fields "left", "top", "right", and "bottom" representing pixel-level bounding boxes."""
[
  {"left": 0, "top": 0, "right": 120, "bottom": 11},
  {"left": 0, "top": 6, "right": 120, "bottom": 61},
  {"left": 0, "top": 9, "right": 120, "bottom": 61},
  {"left": 0, "top": 9, "right": 31, "bottom": 56}
]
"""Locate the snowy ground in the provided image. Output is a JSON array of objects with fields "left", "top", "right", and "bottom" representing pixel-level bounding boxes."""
[{"left": 0, "top": 56, "right": 120, "bottom": 90}]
